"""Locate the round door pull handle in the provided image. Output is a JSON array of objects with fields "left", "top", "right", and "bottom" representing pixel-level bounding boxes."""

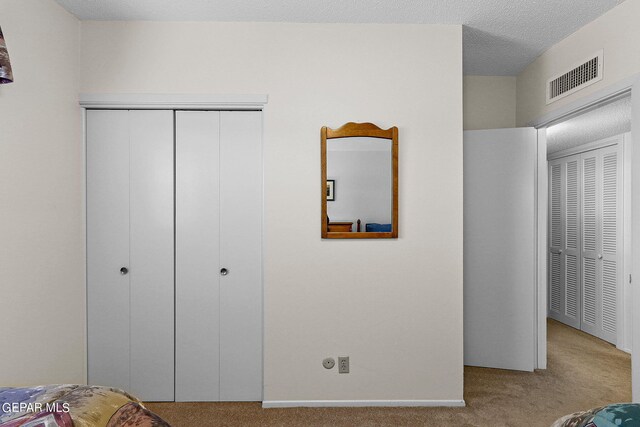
[
  {"left": 220, "top": 268, "right": 229, "bottom": 276},
  {"left": 598, "top": 254, "right": 603, "bottom": 259},
  {"left": 120, "top": 267, "right": 129, "bottom": 275}
]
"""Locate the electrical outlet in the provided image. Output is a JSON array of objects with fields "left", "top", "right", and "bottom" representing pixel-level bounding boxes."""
[
  {"left": 323, "top": 357, "right": 335, "bottom": 369},
  {"left": 338, "top": 356, "right": 349, "bottom": 374}
]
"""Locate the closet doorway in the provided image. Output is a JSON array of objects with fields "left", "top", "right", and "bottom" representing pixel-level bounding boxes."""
[
  {"left": 84, "top": 96, "right": 266, "bottom": 402},
  {"left": 546, "top": 95, "right": 632, "bottom": 350}
]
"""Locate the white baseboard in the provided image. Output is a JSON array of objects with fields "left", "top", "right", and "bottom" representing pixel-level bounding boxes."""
[
  {"left": 262, "top": 399, "right": 466, "bottom": 408},
  {"left": 619, "top": 346, "right": 632, "bottom": 355}
]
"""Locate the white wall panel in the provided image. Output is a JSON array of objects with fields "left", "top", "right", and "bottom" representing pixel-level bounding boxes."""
[
  {"left": 1, "top": 0, "right": 84, "bottom": 386},
  {"left": 80, "top": 21, "right": 463, "bottom": 403}
]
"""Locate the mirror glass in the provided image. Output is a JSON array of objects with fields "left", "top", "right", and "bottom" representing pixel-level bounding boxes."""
[
  {"left": 321, "top": 122, "right": 398, "bottom": 239},
  {"left": 326, "top": 137, "right": 392, "bottom": 233}
]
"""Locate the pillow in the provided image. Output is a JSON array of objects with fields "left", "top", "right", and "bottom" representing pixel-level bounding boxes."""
[
  {"left": 552, "top": 403, "right": 640, "bottom": 427},
  {"left": 365, "top": 223, "right": 391, "bottom": 232}
]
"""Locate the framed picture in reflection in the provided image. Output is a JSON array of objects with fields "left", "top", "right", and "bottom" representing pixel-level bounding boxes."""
[{"left": 326, "top": 180, "right": 335, "bottom": 201}]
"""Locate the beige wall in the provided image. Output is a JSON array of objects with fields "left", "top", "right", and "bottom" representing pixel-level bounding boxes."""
[
  {"left": 464, "top": 76, "right": 516, "bottom": 130},
  {"left": 517, "top": 0, "right": 640, "bottom": 125},
  {"left": 81, "top": 21, "right": 463, "bottom": 402},
  {"left": 0, "top": 0, "right": 84, "bottom": 384}
]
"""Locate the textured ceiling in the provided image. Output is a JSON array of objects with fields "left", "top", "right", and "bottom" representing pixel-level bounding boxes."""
[
  {"left": 54, "top": 0, "right": 624, "bottom": 75},
  {"left": 547, "top": 95, "right": 631, "bottom": 154}
]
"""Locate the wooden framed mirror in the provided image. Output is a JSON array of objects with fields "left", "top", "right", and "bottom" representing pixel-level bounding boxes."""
[{"left": 321, "top": 122, "right": 398, "bottom": 239}]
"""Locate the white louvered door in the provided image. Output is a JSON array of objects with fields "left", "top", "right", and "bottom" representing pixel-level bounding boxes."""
[
  {"left": 600, "top": 147, "right": 621, "bottom": 343},
  {"left": 581, "top": 152, "right": 600, "bottom": 338},
  {"left": 580, "top": 146, "right": 621, "bottom": 344},
  {"left": 548, "top": 143, "right": 621, "bottom": 345},
  {"left": 548, "top": 155, "right": 581, "bottom": 329}
]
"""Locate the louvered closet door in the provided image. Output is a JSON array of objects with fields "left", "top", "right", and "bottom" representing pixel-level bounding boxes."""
[
  {"left": 548, "top": 155, "right": 581, "bottom": 329},
  {"left": 580, "top": 146, "right": 620, "bottom": 344}
]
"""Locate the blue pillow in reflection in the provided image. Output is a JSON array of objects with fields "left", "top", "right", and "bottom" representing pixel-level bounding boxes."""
[{"left": 365, "top": 223, "right": 391, "bottom": 232}]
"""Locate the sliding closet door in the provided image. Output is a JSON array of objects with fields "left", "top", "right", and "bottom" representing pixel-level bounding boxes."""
[
  {"left": 175, "top": 111, "right": 221, "bottom": 401},
  {"left": 87, "top": 110, "right": 174, "bottom": 401},
  {"left": 175, "top": 111, "right": 263, "bottom": 402},
  {"left": 548, "top": 155, "right": 581, "bottom": 329},
  {"left": 219, "top": 111, "right": 263, "bottom": 400}
]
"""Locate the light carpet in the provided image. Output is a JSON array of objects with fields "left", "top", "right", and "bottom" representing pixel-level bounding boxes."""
[{"left": 146, "top": 319, "right": 631, "bottom": 426}]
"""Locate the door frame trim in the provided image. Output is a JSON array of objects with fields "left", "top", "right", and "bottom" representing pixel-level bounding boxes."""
[
  {"left": 548, "top": 134, "right": 625, "bottom": 161},
  {"left": 80, "top": 93, "right": 268, "bottom": 110},
  {"left": 536, "top": 130, "right": 548, "bottom": 369}
]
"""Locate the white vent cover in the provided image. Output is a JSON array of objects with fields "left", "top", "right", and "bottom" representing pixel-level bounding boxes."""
[{"left": 546, "top": 50, "right": 603, "bottom": 104}]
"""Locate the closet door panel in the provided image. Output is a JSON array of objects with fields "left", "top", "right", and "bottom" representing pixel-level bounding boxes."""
[
  {"left": 581, "top": 153, "right": 600, "bottom": 337},
  {"left": 564, "top": 157, "right": 581, "bottom": 326},
  {"left": 175, "top": 111, "right": 222, "bottom": 401},
  {"left": 129, "top": 110, "right": 175, "bottom": 401},
  {"left": 599, "top": 147, "right": 620, "bottom": 343},
  {"left": 548, "top": 156, "right": 581, "bottom": 329},
  {"left": 87, "top": 110, "right": 131, "bottom": 391},
  {"left": 219, "top": 111, "right": 263, "bottom": 400},
  {"left": 549, "top": 161, "right": 564, "bottom": 319}
]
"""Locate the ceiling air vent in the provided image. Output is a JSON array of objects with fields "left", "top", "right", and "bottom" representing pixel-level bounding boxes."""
[{"left": 546, "top": 50, "right": 603, "bottom": 104}]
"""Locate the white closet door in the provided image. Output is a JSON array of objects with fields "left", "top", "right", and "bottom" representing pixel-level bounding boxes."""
[
  {"left": 580, "top": 145, "right": 620, "bottom": 345},
  {"left": 219, "top": 111, "right": 263, "bottom": 400},
  {"left": 175, "top": 111, "right": 221, "bottom": 401},
  {"left": 549, "top": 161, "right": 564, "bottom": 319},
  {"left": 564, "top": 158, "right": 582, "bottom": 327},
  {"left": 581, "top": 152, "right": 600, "bottom": 338},
  {"left": 87, "top": 110, "right": 174, "bottom": 402},
  {"left": 87, "top": 110, "right": 131, "bottom": 391},
  {"left": 599, "top": 146, "right": 621, "bottom": 344},
  {"left": 128, "top": 111, "right": 175, "bottom": 401},
  {"left": 175, "top": 110, "right": 263, "bottom": 401},
  {"left": 548, "top": 155, "right": 581, "bottom": 329}
]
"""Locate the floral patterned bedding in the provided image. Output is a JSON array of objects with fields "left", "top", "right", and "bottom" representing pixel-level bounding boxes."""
[
  {"left": 0, "top": 385, "right": 171, "bottom": 427},
  {"left": 552, "top": 403, "right": 640, "bottom": 427}
]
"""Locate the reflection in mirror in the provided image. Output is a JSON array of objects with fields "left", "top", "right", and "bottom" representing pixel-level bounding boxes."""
[
  {"left": 327, "top": 137, "right": 392, "bottom": 232},
  {"left": 321, "top": 122, "right": 398, "bottom": 239}
]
